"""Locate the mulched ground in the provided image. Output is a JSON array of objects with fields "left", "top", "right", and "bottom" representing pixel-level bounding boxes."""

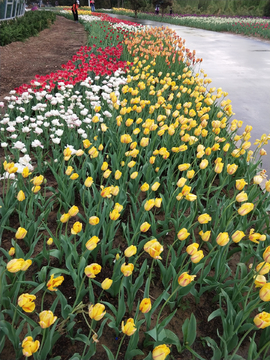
[{"left": 0, "top": 15, "right": 87, "bottom": 102}]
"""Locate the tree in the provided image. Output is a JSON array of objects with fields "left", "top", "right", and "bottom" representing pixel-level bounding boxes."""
[{"left": 130, "top": 0, "right": 147, "bottom": 18}]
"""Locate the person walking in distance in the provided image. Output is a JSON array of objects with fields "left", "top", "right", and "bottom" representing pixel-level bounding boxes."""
[
  {"left": 71, "top": 0, "right": 79, "bottom": 22},
  {"left": 90, "top": 0, "right": 95, "bottom": 12}
]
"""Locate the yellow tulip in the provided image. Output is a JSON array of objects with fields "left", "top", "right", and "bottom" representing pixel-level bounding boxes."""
[
  {"left": 199, "top": 159, "right": 208, "bottom": 169},
  {"left": 238, "top": 203, "right": 254, "bottom": 216},
  {"left": 216, "top": 232, "right": 229, "bottom": 246},
  {"left": 89, "top": 216, "right": 100, "bottom": 225},
  {"left": 101, "top": 162, "right": 108, "bottom": 171},
  {"left": 155, "top": 198, "right": 162, "bottom": 207},
  {"left": 114, "top": 203, "right": 123, "bottom": 212},
  {"left": 256, "top": 262, "right": 270, "bottom": 275},
  {"left": 181, "top": 185, "right": 191, "bottom": 196},
  {"left": 21, "top": 259, "right": 32, "bottom": 271},
  {"left": 177, "top": 228, "right": 190, "bottom": 241},
  {"left": 32, "top": 185, "right": 41, "bottom": 193},
  {"left": 15, "top": 227, "right": 27, "bottom": 239},
  {"left": 115, "top": 170, "right": 122, "bottom": 180},
  {"left": 178, "top": 271, "right": 196, "bottom": 286},
  {"left": 84, "top": 176, "right": 94, "bottom": 187},
  {"left": 151, "top": 182, "right": 160, "bottom": 191},
  {"left": 152, "top": 344, "right": 170, "bottom": 360},
  {"left": 140, "top": 137, "right": 150, "bottom": 147},
  {"left": 259, "top": 283, "right": 270, "bottom": 302},
  {"left": 17, "top": 190, "right": 26, "bottom": 201},
  {"left": 198, "top": 213, "right": 212, "bottom": 224},
  {"left": 227, "top": 164, "right": 238, "bottom": 175},
  {"left": 254, "top": 175, "right": 263, "bottom": 185},
  {"left": 214, "top": 162, "right": 224, "bottom": 174},
  {"left": 110, "top": 209, "right": 120, "bottom": 220},
  {"left": 8, "top": 247, "right": 15, "bottom": 256},
  {"left": 103, "top": 169, "right": 111, "bottom": 179},
  {"left": 70, "top": 173, "right": 79, "bottom": 180},
  {"left": 124, "top": 245, "right": 137, "bottom": 257},
  {"left": 18, "top": 293, "right": 36, "bottom": 312},
  {"left": 140, "top": 222, "right": 151, "bottom": 232},
  {"left": 191, "top": 250, "right": 204, "bottom": 263},
  {"left": 122, "top": 318, "right": 136, "bottom": 336},
  {"left": 89, "top": 303, "right": 106, "bottom": 321},
  {"left": 263, "top": 246, "right": 270, "bottom": 263},
  {"left": 139, "top": 298, "right": 152, "bottom": 313},
  {"left": 60, "top": 213, "right": 70, "bottom": 223},
  {"left": 71, "top": 221, "right": 82, "bottom": 234},
  {"left": 22, "top": 167, "right": 32, "bottom": 178},
  {"left": 177, "top": 177, "right": 187, "bottom": 187},
  {"left": 68, "top": 206, "right": 79, "bottom": 217},
  {"left": 101, "top": 278, "right": 113, "bottom": 290},
  {"left": 178, "top": 163, "right": 190, "bottom": 171},
  {"left": 86, "top": 236, "right": 100, "bottom": 251},
  {"left": 231, "top": 230, "right": 245, "bottom": 243},
  {"left": 65, "top": 166, "right": 73, "bottom": 175},
  {"left": 6, "top": 258, "right": 26, "bottom": 273},
  {"left": 47, "top": 274, "right": 64, "bottom": 291},
  {"left": 235, "top": 191, "right": 248, "bottom": 203},
  {"left": 111, "top": 186, "right": 119, "bottom": 196},
  {"left": 186, "top": 243, "right": 199, "bottom": 255},
  {"left": 84, "top": 263, "right": 102, "bottom": 278},
  {"left": 39, "top": 310, "right": 57, "bottom": 328},
  {"left": 76, "top": 149, "right": 84, "bottom": 156},
  {"left": 254, "top": 312, "right": 270, "bottom": 329},
  {"left": 121, "top": 134, "right": 132, "bottom": 144},
  {"left": 83, "top": 139, "right": 91, "bottom": 149},
  {"left": 265, "top": 180, "right": 270, "bottom": 192},
  {"left": 199, "top": 230, "right": 211, "bottom": 242},
  {"left": 236, "top": 179, "right": 248, "bottom": 190},
  {"left": 22, "top": 336, "right": 40, "bottom": 357},
  {"left": 144, "top": 199, "right": 155, "bottom": 211},
  {"left": 254, "top": 275, "right": 267, "bottom": 288},
  {"left": 185, "top": 193, "right": 197, "bottom": 201},
  {"left": 130, "top": 171, "right": 138, "bottom": 179},
  {"left": 141, "top": 182, "right": 149, "bottom": 192},
  {"left": 47, "top": 237, "right": 53, "bottom": 245},
  {"left": 31, "top": 175, "right": 44, "bottom": 186},
  {"left": 121, "top": 262, "right": 134, "bottom": 277},
  {"left": 144, "top": 239, "right": 163, "bottom": 260}
]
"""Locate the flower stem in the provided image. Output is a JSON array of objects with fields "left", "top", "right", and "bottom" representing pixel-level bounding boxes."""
[{"left": 115, "top": 334, "right": 126, "bottom": 360}]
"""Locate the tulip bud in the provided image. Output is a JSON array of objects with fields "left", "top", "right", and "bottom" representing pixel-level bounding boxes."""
[
  {"left": 152, "top": 345, "right": 170, "bottom": 360},
  {"left": 191, "top": 250, "right": 204, "bottom": 263},
  {"left": 89, "top": 303, "right": 106, "bottom": 321},
  {"left": 235, "top": 191, "right": 248, "bottom": 203},
  {"left": 253, "top": 311, "right": 270, "bottom": 329},
  {"left": 254, "top": 275, "right": 267, "bottom": 288},
  {"left": 231, "top": 230, "right": 245, "bottom": 243},
  {"left": 89, "top": 216, "right": 100, "bottom": 225},
  {"left": 39, "top": 310, "right": 57, "bottom": 328},
  {"left": 178, "top": 271, "right": 196, "bottom": 286},
  {"left": 199, "top": 230, "right": 211, "bottom": 242},
  {"left": 186, "top": 243, "right": 199, "bottom": 255},
  {"left": 122, "top": 318, "right": 136, "bottom": 336},
  {"left": 177, "top": 228, "right": 190, "bottom": 241},
  {"left": 15, "top": 227, "right": 27, "bottom": 239},
  {"left": 101, "top": 278, "right": 113, "bottom": 290},
  {"left": 259, "top": 283, "right": 270, "bottom": 302},
  {"left": 263, "top": 246, "right": 270, "bottom": 263},
  {"left": 121, "top": 263, "right": 134, "bottom": 277},
  {"left": 86, "top": 236, "right": 100, "bottom": 251},
  {"left": 17, "top": 190, "right": 26, "bottom": 201},
  {"left": 139, "top": 298, "right": 152, "bottom": 313},
  {"left": 140, "top": 222, "right": 151, "bottom": 232},
  {"left": 124, "top": 245, "right": 137, "bottom": 257},
  {"left": 216, "top": 232, "right": 229, "bottom": 246}
]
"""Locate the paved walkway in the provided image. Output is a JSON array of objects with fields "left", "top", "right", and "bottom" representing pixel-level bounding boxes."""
[{"left": 109, "top": 14, "right": 270, "bottom": 175}]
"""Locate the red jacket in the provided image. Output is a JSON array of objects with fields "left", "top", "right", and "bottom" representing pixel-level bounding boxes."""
[{"left": 72, "top": 3, "right": 78, "bottom": 12}]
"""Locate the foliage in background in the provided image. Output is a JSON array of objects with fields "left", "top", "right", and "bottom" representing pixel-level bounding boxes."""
[{"left": 0, "top": 10, "right": 56, "bottom": 46}]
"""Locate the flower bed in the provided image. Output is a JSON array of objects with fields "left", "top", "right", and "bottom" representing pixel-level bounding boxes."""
[
  {"left": 0, "top": 13, "right": 270, "bottom": 360},
  {"left": 112, "top": 8, "right": 270, "bottom": 40}
]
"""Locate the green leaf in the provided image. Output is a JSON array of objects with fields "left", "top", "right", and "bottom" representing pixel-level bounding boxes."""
[
  {"left": 31, "top": 282, "right": 46, "bottom": 295},
  {"left": 102, "top": 344, "right": 115, "bottom": 360},
  {"left": 208, "top": 308, "right": 222, "bottom": 322},
  {"left": 145, "top": 327, "right": 157, "bottom": 341},
  {"left": 203, "top": 336, "right": 222, "bottom": 360}
]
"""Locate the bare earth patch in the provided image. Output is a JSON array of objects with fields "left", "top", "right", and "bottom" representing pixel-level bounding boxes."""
[{"left": 0, "top": 15, "right": 87, "bottom": 102}]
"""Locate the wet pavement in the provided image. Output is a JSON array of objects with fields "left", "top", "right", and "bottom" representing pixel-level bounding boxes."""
[{"left": 109, "top": 14, "right": 270, "bottom": 176}]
